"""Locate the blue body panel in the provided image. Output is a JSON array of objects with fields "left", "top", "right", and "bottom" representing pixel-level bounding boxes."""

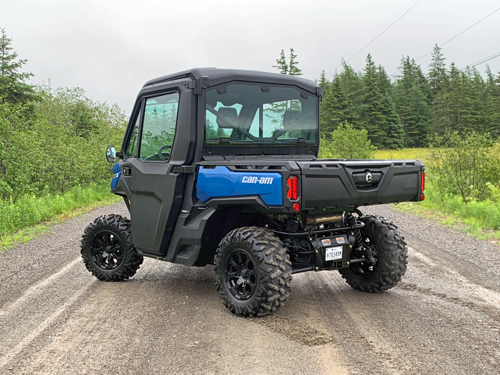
[
  {"left": 111, "top": 162, "right": 121, "bottom": 191},
  {"left": 196, "top": 166, "right": 283, "bottom": 206}
]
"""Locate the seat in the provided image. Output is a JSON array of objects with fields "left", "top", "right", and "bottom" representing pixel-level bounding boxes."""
[
  {"left": 216, "top": 107, "right": 239, "bottom": 128},
  {"left": 283, "top": 109, "right": 302, "bottom": 130}
]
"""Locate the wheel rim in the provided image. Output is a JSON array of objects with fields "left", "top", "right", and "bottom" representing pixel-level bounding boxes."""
[
  {"left": 351, "top": 236, "right": 378, "bottom": 276},
  {"left": 91, "top": 230, "right": 124, "bottom": 270},
  {"left": 224, "top": 248, "right": 257, "bottom": 301}
]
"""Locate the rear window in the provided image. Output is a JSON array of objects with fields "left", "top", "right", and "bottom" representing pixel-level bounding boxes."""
[{"left": 205, "top": 83, "right": 318, "bottom": 146}]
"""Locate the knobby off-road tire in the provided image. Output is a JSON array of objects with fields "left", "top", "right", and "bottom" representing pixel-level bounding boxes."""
[
  {"left": 339, "top": 215, "right": 407, "bottom": 293},
  {"left": 81, "top": 214, "right": 143, "bottom": 281},
  {"left": 214, "top": 226, "right": 292, "bottom": 317}
]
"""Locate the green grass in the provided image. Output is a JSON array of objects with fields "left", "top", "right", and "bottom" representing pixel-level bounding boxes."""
[
  {"left": 394, "top": 180, "right": 500, "bottom": 244},
  {"left": 374, "top": 148, "right": 431, "bottom": 164},
  {"left": 0, "top": 184, "right": 121, "bottom": 251},
  {"left": 370, "top": 148, "right": 500, "bottom": 245}
]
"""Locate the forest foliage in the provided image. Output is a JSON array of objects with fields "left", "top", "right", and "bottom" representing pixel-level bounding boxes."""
[
  {"left": 0, "top": 28, "right": 125, "bottom": 204},
  {"left": 318, "top": 45, "right": 500, "bottom": 150}
]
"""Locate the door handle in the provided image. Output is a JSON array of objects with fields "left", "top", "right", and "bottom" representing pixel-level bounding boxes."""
[{"left": 123, "top": 167, "right": 132, "bottom": 176}]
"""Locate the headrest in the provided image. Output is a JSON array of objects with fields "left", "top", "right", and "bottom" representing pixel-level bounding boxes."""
[
  {"left": 217, "top": 107, "right": 238, "bottom": 128},
  {"left": 283, "top": 110, "right": 301, "bottom": 130}
]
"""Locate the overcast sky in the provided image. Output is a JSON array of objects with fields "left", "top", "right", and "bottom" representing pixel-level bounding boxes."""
[{"left": 2, "top": 0, "right": 500, "bottom": 114}]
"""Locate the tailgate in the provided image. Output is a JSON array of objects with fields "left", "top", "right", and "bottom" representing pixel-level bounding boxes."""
[{"left": 297, "top": 159, "right": 425, "bottom": 210}]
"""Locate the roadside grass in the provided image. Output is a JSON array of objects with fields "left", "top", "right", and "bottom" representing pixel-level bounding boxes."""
[
  {"left": 394, "top": 180, "right": 500, "bottom": 244},
  {"left": 372, "top": 148, "right": 500, "bottom": 245},
  {"left": 0, "top": 184, "right": 121, "bottom": 252},
  {"left": 374, "top": 148, "right": 431, "bottom": 164}
]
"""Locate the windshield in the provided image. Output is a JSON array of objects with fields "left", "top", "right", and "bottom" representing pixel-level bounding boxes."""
[{"left": 205, "top": 83, "right": 318, "bottom": 145}]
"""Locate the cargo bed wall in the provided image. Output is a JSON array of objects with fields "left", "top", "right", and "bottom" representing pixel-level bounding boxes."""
[{"left": 298, "top": 159, "right": 424, "bottom": 210}]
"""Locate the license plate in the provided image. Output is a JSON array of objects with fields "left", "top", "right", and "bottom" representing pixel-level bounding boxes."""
[{"left": 325, "top": 246, "right": 343, "bottom": 261}]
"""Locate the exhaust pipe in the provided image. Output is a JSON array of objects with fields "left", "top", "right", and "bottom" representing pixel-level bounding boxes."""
[{"left": 305, "top": 214, "right": 344, "bottom": 226}]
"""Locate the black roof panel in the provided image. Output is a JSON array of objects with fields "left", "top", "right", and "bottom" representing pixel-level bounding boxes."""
[{"left": 143, "top": 67, "right": 319, "bottom": 94}]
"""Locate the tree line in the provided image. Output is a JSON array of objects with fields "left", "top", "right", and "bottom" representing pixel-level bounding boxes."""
[
  {"left": 0, "top": 28, "right": 125, "bottom": 203},
  {"left": 276, "top": 47, "right": 500, "bottom": 149}
]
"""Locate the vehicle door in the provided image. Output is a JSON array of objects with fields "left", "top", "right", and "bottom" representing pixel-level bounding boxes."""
[{"left": 120, "top": 82, "right": 194, "bottom": 256}]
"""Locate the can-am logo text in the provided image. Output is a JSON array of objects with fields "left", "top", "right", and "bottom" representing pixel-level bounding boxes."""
[{"left": 242, "top": 176, "right": 274, "bottom": 184}]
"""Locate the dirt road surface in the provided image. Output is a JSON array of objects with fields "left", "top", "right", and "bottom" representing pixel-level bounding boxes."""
[{"left": 1, "top": 202, "right": 500, "bottom": 374}]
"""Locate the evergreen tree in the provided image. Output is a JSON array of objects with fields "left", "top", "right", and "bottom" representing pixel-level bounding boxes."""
[
  {"left": 484, "top": 67, "right": 500, "bottom": 137},
  {"left": 428, "top": 44, "right": 447, "bottom": 101},
  {"left": 338, "top": 60, "right": 364, "bottom": 110},
  {"left": 288, "top": 48, "right": 302, "bottom": 76},
  {"left": 273, "top": 49, "right": 288, "bottom": 75},
  {"left": 320, "top": 75, "right": 358, "bottom": 137},
  {"left": 415, "top": 63, "right": 432, "bottom": 106},
  {"left": 377, "top": 65, "right": 404, "bottom": 149},
  {"left": 462, "top": 67, "right": 486, "bottom": 134},
  {"left": 431, "top": 87, "right": 451, "bottom": 137},
  {"left": 359, "top": 54, "right": 403, "bottom": 149},
  {"left": 317, "top": 70, "right": 330, "bottom": 91},
  {"left": 377, "top": 64, "right": 393, "bottom": 95},
  {"left": 394, "top": 57, "right": 431, "bottom": 147},
  {"left": 273, "top": 48, "right": 302, "bottom": 76},
  {"left": 0, "top": 28, "right": 39, "bottom": 109}
]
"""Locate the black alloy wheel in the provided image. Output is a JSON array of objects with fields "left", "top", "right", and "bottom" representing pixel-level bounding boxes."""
[
  {"left": 81, "top": 214, "right": 143, "bottom": 281},
  {"left": 91, "top": 230, "right": 124, "bottom": 270},
  {"left": 214, "top": 226, "right": 292, "bottom": 317},
  {"left": 224, "top": 248, "right": 257, "bottom": 301}
]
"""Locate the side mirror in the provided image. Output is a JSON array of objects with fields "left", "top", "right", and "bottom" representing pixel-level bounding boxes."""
[{"left": 106, "top": 146, "right": 117, "bottom": 162}]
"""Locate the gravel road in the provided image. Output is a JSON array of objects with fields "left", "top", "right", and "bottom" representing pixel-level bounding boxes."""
[{"left": 1, "top": 202, "right": 499, "bottom": 374}]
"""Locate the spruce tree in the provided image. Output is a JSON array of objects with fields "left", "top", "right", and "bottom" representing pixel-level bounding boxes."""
[
  {"left": 463, "top": 67, "right": 486, "bottom": 134},
  {"left": 318, "top": 70, "right": 330, "bottom": 91},
  {"left": 338, "top": 60, "right": 364, "bottom": 110},
  {"left": 431, "top": 60, "right": 452, "bottom": 137},
  {"left": 428, "top": 44, "right": 447, "bottom": 101},
  {"left": 394, "top": 57, "right": 431, "bottom": 147},
  {"left": 273, "top": 48, "right": 302, "bottom": 76},
  {"left": 443, "top": 64, "right": 479, "bottom": 135},
  {"left": 288, "top": 48, "right": 302, "bottom": 76},
  {"left": 485, "top": 68, "right": 500, "bottom": 137},
  {"left": 377, "top": 65, "right": 404, "bottom": 149},
  {"left": 359, "top": 54, "right": 403, "bottom": 149},
  {"left": 320, "top": 75, "right": 359, "bottom": 137},
  {"left": 492, "top": 72, "right": 500, "bottom": 136},
  {"left": 0, "top": 28, "right": 38, "bottom": 108},
  {"left": 273, "top": 49, "right": 288, "bottom": 75},
  {"left": 359, "top": 55, "right": 386, "bottom": 147}
]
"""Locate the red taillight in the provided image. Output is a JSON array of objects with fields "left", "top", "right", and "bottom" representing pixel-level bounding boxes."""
[
  {"left": 293, "top": 203, "right": 300, "bottom": 212},
  {"left": 287, "top": 176, "right": 299, "bottom": 200},
  {"left": 420, "top": 172, "right": 425, "bottom": 201}
]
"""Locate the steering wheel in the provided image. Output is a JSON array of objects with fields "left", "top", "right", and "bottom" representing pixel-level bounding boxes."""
[{"left": 158, "top": 144, "right": 172, "bottom": 161}]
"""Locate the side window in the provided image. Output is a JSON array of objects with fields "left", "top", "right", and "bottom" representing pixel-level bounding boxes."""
[
  {"left": 125, "top": 111, "right": 141, "bottom": 157},
  {"left": 139, "top": 92, "right": 179, "bottom": 161}
]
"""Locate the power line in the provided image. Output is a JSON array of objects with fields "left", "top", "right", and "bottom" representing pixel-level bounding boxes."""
[
  {"left": 464, "top": 51, "right": 500, "bottom": 69},
  {"left": 334, "top": 50, "right": 500, "bottom": 106},
  {"left": 325, "top": 0, "right": 422, "bottom": 75},
  {"left": 414, "top": 6, "right": 500, "bottom": 63},
  {"left": 326, "top": 7, "right": 500, "bottom": 103}
]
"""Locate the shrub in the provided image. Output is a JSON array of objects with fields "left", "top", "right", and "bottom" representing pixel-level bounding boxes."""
[
  {"left": 319, "top": 122, "right": 376, "bottom": 159},
  {"left": 428, "top": 132, "right": 500, "bottom": 202}
]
